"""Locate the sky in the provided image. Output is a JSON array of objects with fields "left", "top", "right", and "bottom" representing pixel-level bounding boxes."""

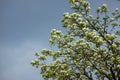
[{"left": 0, "top": 0, "right": 120, "bottom": 80}]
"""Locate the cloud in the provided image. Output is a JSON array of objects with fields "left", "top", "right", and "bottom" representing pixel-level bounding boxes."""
[{"left": 0, "top": 40, "right": 48, "bottom": 80}]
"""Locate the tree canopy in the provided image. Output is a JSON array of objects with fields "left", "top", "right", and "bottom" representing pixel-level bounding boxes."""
[{"left": 31, "top": 0, "right": 120, "bottom": 80}]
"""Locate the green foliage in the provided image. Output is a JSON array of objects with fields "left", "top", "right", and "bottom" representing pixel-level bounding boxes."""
[{"left": 31, "top": 0, "right": 120, "bottom": 79}]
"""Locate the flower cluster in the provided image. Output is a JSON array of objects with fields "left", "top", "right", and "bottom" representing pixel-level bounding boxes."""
[{"left": 31, "top": 0, "right": 120, "bottom": 79}]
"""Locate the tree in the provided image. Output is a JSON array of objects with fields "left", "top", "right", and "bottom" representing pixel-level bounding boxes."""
[{"left": 31, "top": 0, "right": 120, "bottom": 80}]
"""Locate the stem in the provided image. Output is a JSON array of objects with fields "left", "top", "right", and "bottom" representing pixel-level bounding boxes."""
[{"left": 110, "top": 66, "right": 116, "bottom": 80}]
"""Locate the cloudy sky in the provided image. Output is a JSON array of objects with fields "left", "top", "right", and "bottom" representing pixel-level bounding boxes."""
[{"left": 0, "top": 0, "right": 120, "bottom": 80}]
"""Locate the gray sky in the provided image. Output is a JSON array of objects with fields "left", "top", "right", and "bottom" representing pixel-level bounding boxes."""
[{"left": 0, "top": 0, "right": 120, "bottom": 80}]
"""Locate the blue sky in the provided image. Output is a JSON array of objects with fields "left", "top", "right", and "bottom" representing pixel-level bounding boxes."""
[{"left": 0, "top": 0, "right": 120, "bottom": 80}]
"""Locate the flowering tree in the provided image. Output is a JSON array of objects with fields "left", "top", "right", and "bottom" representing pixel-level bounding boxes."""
[{"left": 31, "top": 0, "right": 120, "bottom": 80}]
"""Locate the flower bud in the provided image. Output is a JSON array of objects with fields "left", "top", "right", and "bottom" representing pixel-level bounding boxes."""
[
  {"left": 105, "top": 34, "right": 115, "bottom": 40},
  {"left": 38, "top": 55, "right": 47, "bottom": 60},
  {"left": 117, "top": 65, "right": 120, "bottom": 70},
  {"left": 112, "top": 43, "right": 117, "bottom": 49},
  {"left": 96, "top": 7, "right": 101, "bottom": 13}
]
